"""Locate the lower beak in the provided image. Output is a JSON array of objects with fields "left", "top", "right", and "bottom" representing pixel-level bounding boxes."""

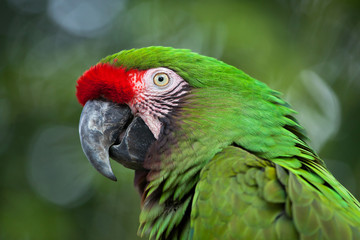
[{"left": 79, "top": 99, "right": 155, "bottom": 181}]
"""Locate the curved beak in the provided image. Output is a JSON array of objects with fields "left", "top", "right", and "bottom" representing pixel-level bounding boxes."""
[{"left": 79, "top": 99, "right": 155, "bottom": 181}]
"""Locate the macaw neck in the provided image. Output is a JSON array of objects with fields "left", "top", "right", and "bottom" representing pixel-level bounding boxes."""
[
  {"left": 138, "top": 85, "right": 307, "bottom": 199},
  {"left": 135, "top": 86, "right": 312, "bottom": 239}
]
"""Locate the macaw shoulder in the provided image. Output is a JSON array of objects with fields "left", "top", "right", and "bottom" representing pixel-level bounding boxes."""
[{"left": 189, "top": 146, "right": 360, "bottom": 240}]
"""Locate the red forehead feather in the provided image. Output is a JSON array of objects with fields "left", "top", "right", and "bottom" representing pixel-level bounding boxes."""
[{"left": 76, "top": 63, "right": 140, "bottom": 106}]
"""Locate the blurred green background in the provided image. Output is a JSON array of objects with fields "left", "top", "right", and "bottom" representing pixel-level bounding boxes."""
[{"left": 1, "top": 0, "right": 360, "bottom": 239}]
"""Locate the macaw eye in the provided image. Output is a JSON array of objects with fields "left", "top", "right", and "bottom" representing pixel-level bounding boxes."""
[{"left": 153, "top": 73, "right": 170, "bottom": 87}]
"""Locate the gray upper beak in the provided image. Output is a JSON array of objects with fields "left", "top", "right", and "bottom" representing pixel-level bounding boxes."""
[{"left": 79, "top": 99, "right": 155, "bottom": 181}]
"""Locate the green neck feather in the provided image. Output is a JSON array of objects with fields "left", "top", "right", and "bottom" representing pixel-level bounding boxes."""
[{"left": 137, "top": 83, "right": 312, "bottom": 239}]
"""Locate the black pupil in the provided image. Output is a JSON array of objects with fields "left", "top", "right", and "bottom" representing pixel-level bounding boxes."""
[{"left": 158, "top": 76, "right": 164, "bottom": 82}]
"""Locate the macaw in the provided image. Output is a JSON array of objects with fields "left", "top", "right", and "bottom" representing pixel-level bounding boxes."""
[{"left": 76, "top": 47, "right": 360, "bottom": 239}]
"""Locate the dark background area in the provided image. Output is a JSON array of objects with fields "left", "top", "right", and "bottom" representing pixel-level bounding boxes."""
[{"left": 1, "top": 0, "right": 360, "bottom": 239}]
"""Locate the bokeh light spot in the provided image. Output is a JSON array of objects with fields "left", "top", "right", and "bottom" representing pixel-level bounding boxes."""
[
  {"left": 47, "top": 0, "right": 125, "bottom": 37},
  {"left": 27, "top": 125, "right": 95, "bottom": 207}
]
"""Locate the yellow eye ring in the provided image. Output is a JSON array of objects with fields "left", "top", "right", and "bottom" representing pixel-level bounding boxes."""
[{"left": 153, "top": 73, "right": 170, "bottom": 87}]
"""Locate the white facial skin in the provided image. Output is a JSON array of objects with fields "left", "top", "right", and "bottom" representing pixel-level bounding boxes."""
[{"left": 128, "top": 67, "right": 189, "bottom": 139}]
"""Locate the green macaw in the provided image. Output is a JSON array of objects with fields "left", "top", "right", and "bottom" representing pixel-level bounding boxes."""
[{"left": 76, "top": 46, "right": 360, "bottom": 239}]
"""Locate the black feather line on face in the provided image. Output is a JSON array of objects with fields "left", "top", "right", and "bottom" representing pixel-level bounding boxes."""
[{"left": 159, "top": 81, "right": 185, "bottom": 96}]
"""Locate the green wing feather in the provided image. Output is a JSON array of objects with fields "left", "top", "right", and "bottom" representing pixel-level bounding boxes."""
[{"left": 191, "top": 146, "right": 360, "bottom": 239}]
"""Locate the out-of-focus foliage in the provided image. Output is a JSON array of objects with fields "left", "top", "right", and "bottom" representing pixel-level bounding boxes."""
[{"left": 1, "top": 0, "right": 360, "bottom": 239}]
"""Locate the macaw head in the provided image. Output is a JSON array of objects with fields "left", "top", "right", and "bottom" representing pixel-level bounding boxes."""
[
  {"left": 77, "top": 52, "right": 192, "bottom": 182},
  {"left": 76, "top": 46, "right": 304, "bottom": 198},
  {"left": 77, "top": 47, "right": 239, "bottom": 181}
]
